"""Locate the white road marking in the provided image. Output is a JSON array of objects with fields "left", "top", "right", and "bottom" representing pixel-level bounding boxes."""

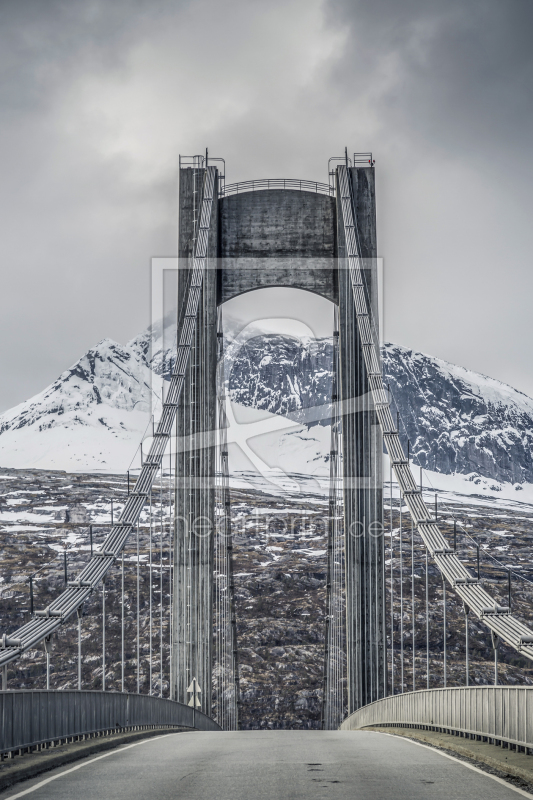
[
  {"left": 2, "top": 733, "right": 180, "bottom": 799},
  {"left": 377, "top": 731, "right": 533, "bottom": 798}
]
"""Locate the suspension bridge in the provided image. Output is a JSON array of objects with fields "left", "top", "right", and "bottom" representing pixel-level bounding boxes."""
[{"left": 0, "top": 151, "right": 533, "bottom": 798}]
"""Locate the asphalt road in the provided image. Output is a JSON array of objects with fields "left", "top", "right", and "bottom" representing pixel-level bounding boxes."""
[{"left": 0, "top": 730, "right": 528, "bottom": 800}]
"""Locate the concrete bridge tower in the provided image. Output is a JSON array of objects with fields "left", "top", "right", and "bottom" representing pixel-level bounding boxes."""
[{"left": 173, "top": 157, "right": 385, "bottom": 715}]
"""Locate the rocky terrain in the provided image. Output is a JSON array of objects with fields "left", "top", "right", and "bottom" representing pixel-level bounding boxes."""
[
  {"left": 1, "top": 467, "right": 533, "bottom": 731},
  {"left": 230, "top": 334, "right": 533, "bottom": 487},
  {"left": 383, "top": 343, "right": 533, "bottom": 486},
  {"left": 227, "top": 334, "right": 334, "bottom": 424}
]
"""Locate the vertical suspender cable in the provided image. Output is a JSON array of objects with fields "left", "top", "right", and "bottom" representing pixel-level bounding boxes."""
[
  {"left": 215, "top": 316, "right": 239, "bottom": 728},
  {"left": 411, "top": 516, "right": 415, "bottom": 691},
  {"left": 102, "top": 578, "right": 106, "bottom": 691},
  {"left": 45, "top": 637, "right": 50, "bottom": 690},
  {"left": 77, "top": 607, "right": 82, "bottom": 691},
  {"left": 426, "top": 548, "right": 430, "bottom": 689},
  {"left": 160, "top": 468, "right": 164, "bottom": 698},
  {"left": 399, "top": 500, "right": 404, "bottom": 692},
  {"left": 323, "top": 348, "right": 336, "bottom": 727},
  {"left": 423, "top": 468, "right": 429, "bottom": 689},
  {"left": 170, "top": 418, "right": 175, "bottom": 700},
  {"left": 149, "top": 490, "right": 153, "bottom": 694},
  {"left": 390, "top": 461, "right": 394, "bottom": 694},
  {"left": 136, "top": 521, "right": 140, "bottom": 694},
  {"left": 169, "top": 439, "right": 173, "bottom": 698},
  {"left": 121, "top": 551, "right": 125, "bottom": 693},
  {"left": 443, "top": 579, "right": 447, "bottom": 687},
  {"left": 368, "top": 511, "right": 373, "bottom": 702},
  {"left": 464, "top": 604, "right": 470, "bottom": 686}
]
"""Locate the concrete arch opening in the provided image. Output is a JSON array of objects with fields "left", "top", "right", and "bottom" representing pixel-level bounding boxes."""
[{"left": 221, "top": 286, "right": 336, "bottom": 489}]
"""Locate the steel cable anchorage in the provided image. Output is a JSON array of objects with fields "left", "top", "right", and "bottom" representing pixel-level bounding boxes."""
[
  {"left": 0, "top": 166, "right": 218, "bottom": 669},
  {"left": 337, "top": 164, "right": 533, "bottom": 665}
]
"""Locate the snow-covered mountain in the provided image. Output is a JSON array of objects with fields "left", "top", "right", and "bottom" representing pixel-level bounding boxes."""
[
  {"left": 228, "top": 334, "right": 334, "bottom": 424},
  {"left": 227, "top": 334, "right": 533, "bottom": 488},
  {"left": 1, "top": 324, "right": 533, "bottom": 491},
  {"left": 383, "top": 344, "right": 533, "bottom": 486},
  {"left": 0, "top": 339, "right": 155, "bottom": 472}
]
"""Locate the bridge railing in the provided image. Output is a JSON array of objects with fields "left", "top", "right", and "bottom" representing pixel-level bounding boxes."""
[
  {"left": 0, "top": 691, "right": 220, "bottom": 758},
  {"left": 221, "top": 178, "right": 334, "bottom": 197},
  {"left": 340, "top": 687, "right": 533, "bottom": 751}
]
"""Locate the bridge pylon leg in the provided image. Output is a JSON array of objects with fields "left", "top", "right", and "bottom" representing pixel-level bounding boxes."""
[
  {"left": 337, "top": 165, "right": 385, "bottom": 713},
  {"left": 172, "top": 166, "right": 218, "bottom": 716}
]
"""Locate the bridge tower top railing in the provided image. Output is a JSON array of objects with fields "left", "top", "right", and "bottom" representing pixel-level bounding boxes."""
[
  {"left": 181, "top": 152, "right": 376, "bottom": 199},
  {"left": 220, "top": 177, "right": 334, "bottom": 198}
]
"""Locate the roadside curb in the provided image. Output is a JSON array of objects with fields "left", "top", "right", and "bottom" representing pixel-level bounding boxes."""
[
  {"left": 362, "top": 726, "right": 533, "bottom": 787},
  {"left": 0, "top": 727, "right": 190, "bottom": 793}
]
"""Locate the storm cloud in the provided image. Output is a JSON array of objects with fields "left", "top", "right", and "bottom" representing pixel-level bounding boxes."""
[{"left": 0, "top": 0, "right": 532, "bottom": 410}]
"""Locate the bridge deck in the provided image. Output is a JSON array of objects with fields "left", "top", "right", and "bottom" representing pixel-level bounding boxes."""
[{"left": 0, "top": 731, "right": 526, "bottom": 800}]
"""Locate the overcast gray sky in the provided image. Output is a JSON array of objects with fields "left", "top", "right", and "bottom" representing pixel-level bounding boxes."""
[{"left": 1, "top": 0, "right": 532, "bottom": 411}]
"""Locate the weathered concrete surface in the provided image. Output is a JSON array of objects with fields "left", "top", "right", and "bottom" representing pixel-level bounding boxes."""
[
  {"left": 2, "top": 731, "right": 527, "bottom": 800},
  {"left": 0, "top": 728, "right": 188, "bottom": 793},
  {"left": 219, "top": 189, "right": 337, "bottom": 303},
  {"left": 174, "top": 167, "right": 218, "bottom": 713},
  {"left": 363, "top": 726, "right": 533, "bottom": 788},
  {"left": 337, "top": 167, "right": 384, "bottom": 713}
]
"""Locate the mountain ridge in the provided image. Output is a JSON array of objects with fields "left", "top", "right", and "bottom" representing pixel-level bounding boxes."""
[{"left": 1, "top": 326, "right": 532, "bottom": 489}]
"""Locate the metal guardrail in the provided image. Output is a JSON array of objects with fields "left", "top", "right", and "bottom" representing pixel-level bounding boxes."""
[
  {"left": 340, "top": 687, "right": 533, "bottom": 751},
  {"left": 0, "top": 691, "right": 220, "bottom": 757},
  {"left": 221, "top": 178, "right": 334, "bottom": 197},
  {"left": 353, "top": 152, "right": 375, "bottom": 166}
]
